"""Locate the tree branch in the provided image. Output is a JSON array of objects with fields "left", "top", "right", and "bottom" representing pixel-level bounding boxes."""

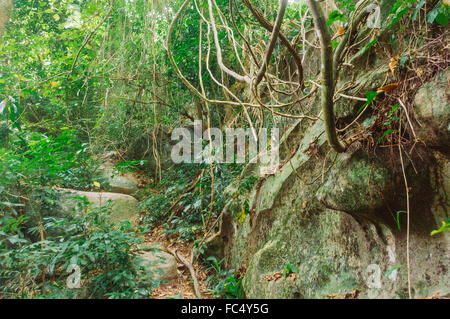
[
  {"left": 332, "top": 0, "right": 372, "bottom": 83},
  {"left": 254, "top": 0, "right": 288, "bottom": 86},
  {"left": 207, "top": 0, "right": 251, "bottom": 84},
  {"left": 307, "top": 0, "right": 346, "bottom": 153},
  {"left": 243, "top": 0, "right": 304, "bottom": 89}
]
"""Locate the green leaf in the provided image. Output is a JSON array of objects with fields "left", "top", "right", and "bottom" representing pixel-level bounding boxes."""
[
  {"left": 362, "top": 38, "right": 378, "bottom": 55},
  {"left": 377, "top": 129, "right": 395, "bottom": 144},
  {"left": 412, "top": 0, "right": 426, "bottom": 21},
  {"left": 384, "top": 265, "right": 404, "bottom": 277},
  {"left": 388, "top": 104, "right": 400, "bottom": 117},
  {"left": 327, "top": 10, "right": 345, "bottom": 26},
  {"left": 399, "top": 53, "right": 409, "bottom": 67},
  {"left": 427, "top": 2, "right": 442, "bottom": 23},
  {"left": 435, "top": 12, "right": 449, "bottom": 26},
  {"left": 390, "top": 7, "right": 410, "bottom": 28},
  {"left": 283, "top": 262, "right": 298, "bottom": 278},
  {"left": 332, "top": 40, "right": 339, "bottom": 49},
  {"left": 396, "top": 210, "right": 408, "bottom": 230},
  {"left": 357, "top": 91, "right": 378, "bottom": 114},
  {"left": 431, "top": 219, "right": 450, "bottom": 236}
]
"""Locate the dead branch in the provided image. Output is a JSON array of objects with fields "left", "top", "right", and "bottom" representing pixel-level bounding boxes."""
[{"left": 164, "top": 247, "right": 203, "bottom": 299}]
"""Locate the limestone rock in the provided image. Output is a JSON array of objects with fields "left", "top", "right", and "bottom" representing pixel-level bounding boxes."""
[
  {"left": 413, "top": 68, "right": 450, "bottom": 151},
  {"left": 213, "top": 110, "right": 449, "bottom": 299},
  {"left": 315, "top": 151, "right": 396, "bottom": 220}
]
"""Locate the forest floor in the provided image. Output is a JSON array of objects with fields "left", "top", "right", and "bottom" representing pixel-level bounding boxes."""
[
  {"left": 144, "top": 226, "right": 213, "bottom": 299},
  {"left": 108, "top": 162, "right": 215, "bottom": 299}
]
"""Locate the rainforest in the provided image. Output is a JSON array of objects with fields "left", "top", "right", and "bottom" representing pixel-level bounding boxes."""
[{"left": 0, "top": 0, "right": 449, "bottom": 300}]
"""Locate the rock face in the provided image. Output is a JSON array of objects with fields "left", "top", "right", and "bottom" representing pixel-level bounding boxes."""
[
  {"left": 55, "top": 189, "right": 140, "bottom": 223},
  {"left": 139, "top": 247, "right": 178, "bottom": 281},
  {"left": 207, "top": 68, "right": 450, "bottom": 299},
  {"left": 413, "top": 69, "right": 450, "bottom": 152}
]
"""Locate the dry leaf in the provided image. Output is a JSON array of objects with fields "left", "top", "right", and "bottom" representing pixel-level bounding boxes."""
[
  {"left": 377, "top": 82, "right": 399, "bottom": 93},
  {"left": 262, "top": 272, "right": 283, "bottom": 282},
  {"left": 389, "top": 56, "right": 399, "bottom": 76},
  {"left": 344, "top": 288, "right": 360, "bottom": 299},
  {"left": 331, "top": 26, "right": 345, "bottom": 40},
  {"left": 263, "top": 271, "right": 296, "bottom": 282},
  {"left": 416, "top": 67, "right": 424, "bottom": 77}
]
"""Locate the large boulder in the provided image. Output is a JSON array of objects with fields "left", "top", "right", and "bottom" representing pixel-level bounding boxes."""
[
  {"left": 138, "top": 247, "right": 178, "bottom": 281},
  {"left": 55, "top": 188, "right": 140, "bottom": 224},
  {"left": 96, "top": 163, "right": 140, "bottom": 195}
]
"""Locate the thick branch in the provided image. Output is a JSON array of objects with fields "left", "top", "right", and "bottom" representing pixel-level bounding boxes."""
[
  {"left": 332, "top": 0, "right": 372, "bottom": 82},
  {"left": 307, "top": 0, "right": 346, "bottom": 153},
  {"left": 243, "top": 0, "right": 304, "bottom": 88},
  {"left": 254, "top": 0, "right": 288, "bottom": 86},
  {"left": 163, "top": 247, "right": 203, "bottom": 299},
  {"left": 166, "top": 0, "right": 255, "bottom": 107},
  {"left": 207, "top": 0, "right": 251, "bottom": 84}
]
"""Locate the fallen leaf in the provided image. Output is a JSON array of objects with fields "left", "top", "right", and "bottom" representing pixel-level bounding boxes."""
[
  {"left": 416, "top": 67, "right": 424, "bottom": 77},
  {"left": 344, "top": 288, "right": 360, "bottom": 299},
  {"left": 389, "top": 56, "right": 399, "bottom": 76},
  {"left": 377, "top": 82, "right": 399, "bottom": 93},
  {"left": 262, "top": 272, "right": 283, "bottom": 282}
]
